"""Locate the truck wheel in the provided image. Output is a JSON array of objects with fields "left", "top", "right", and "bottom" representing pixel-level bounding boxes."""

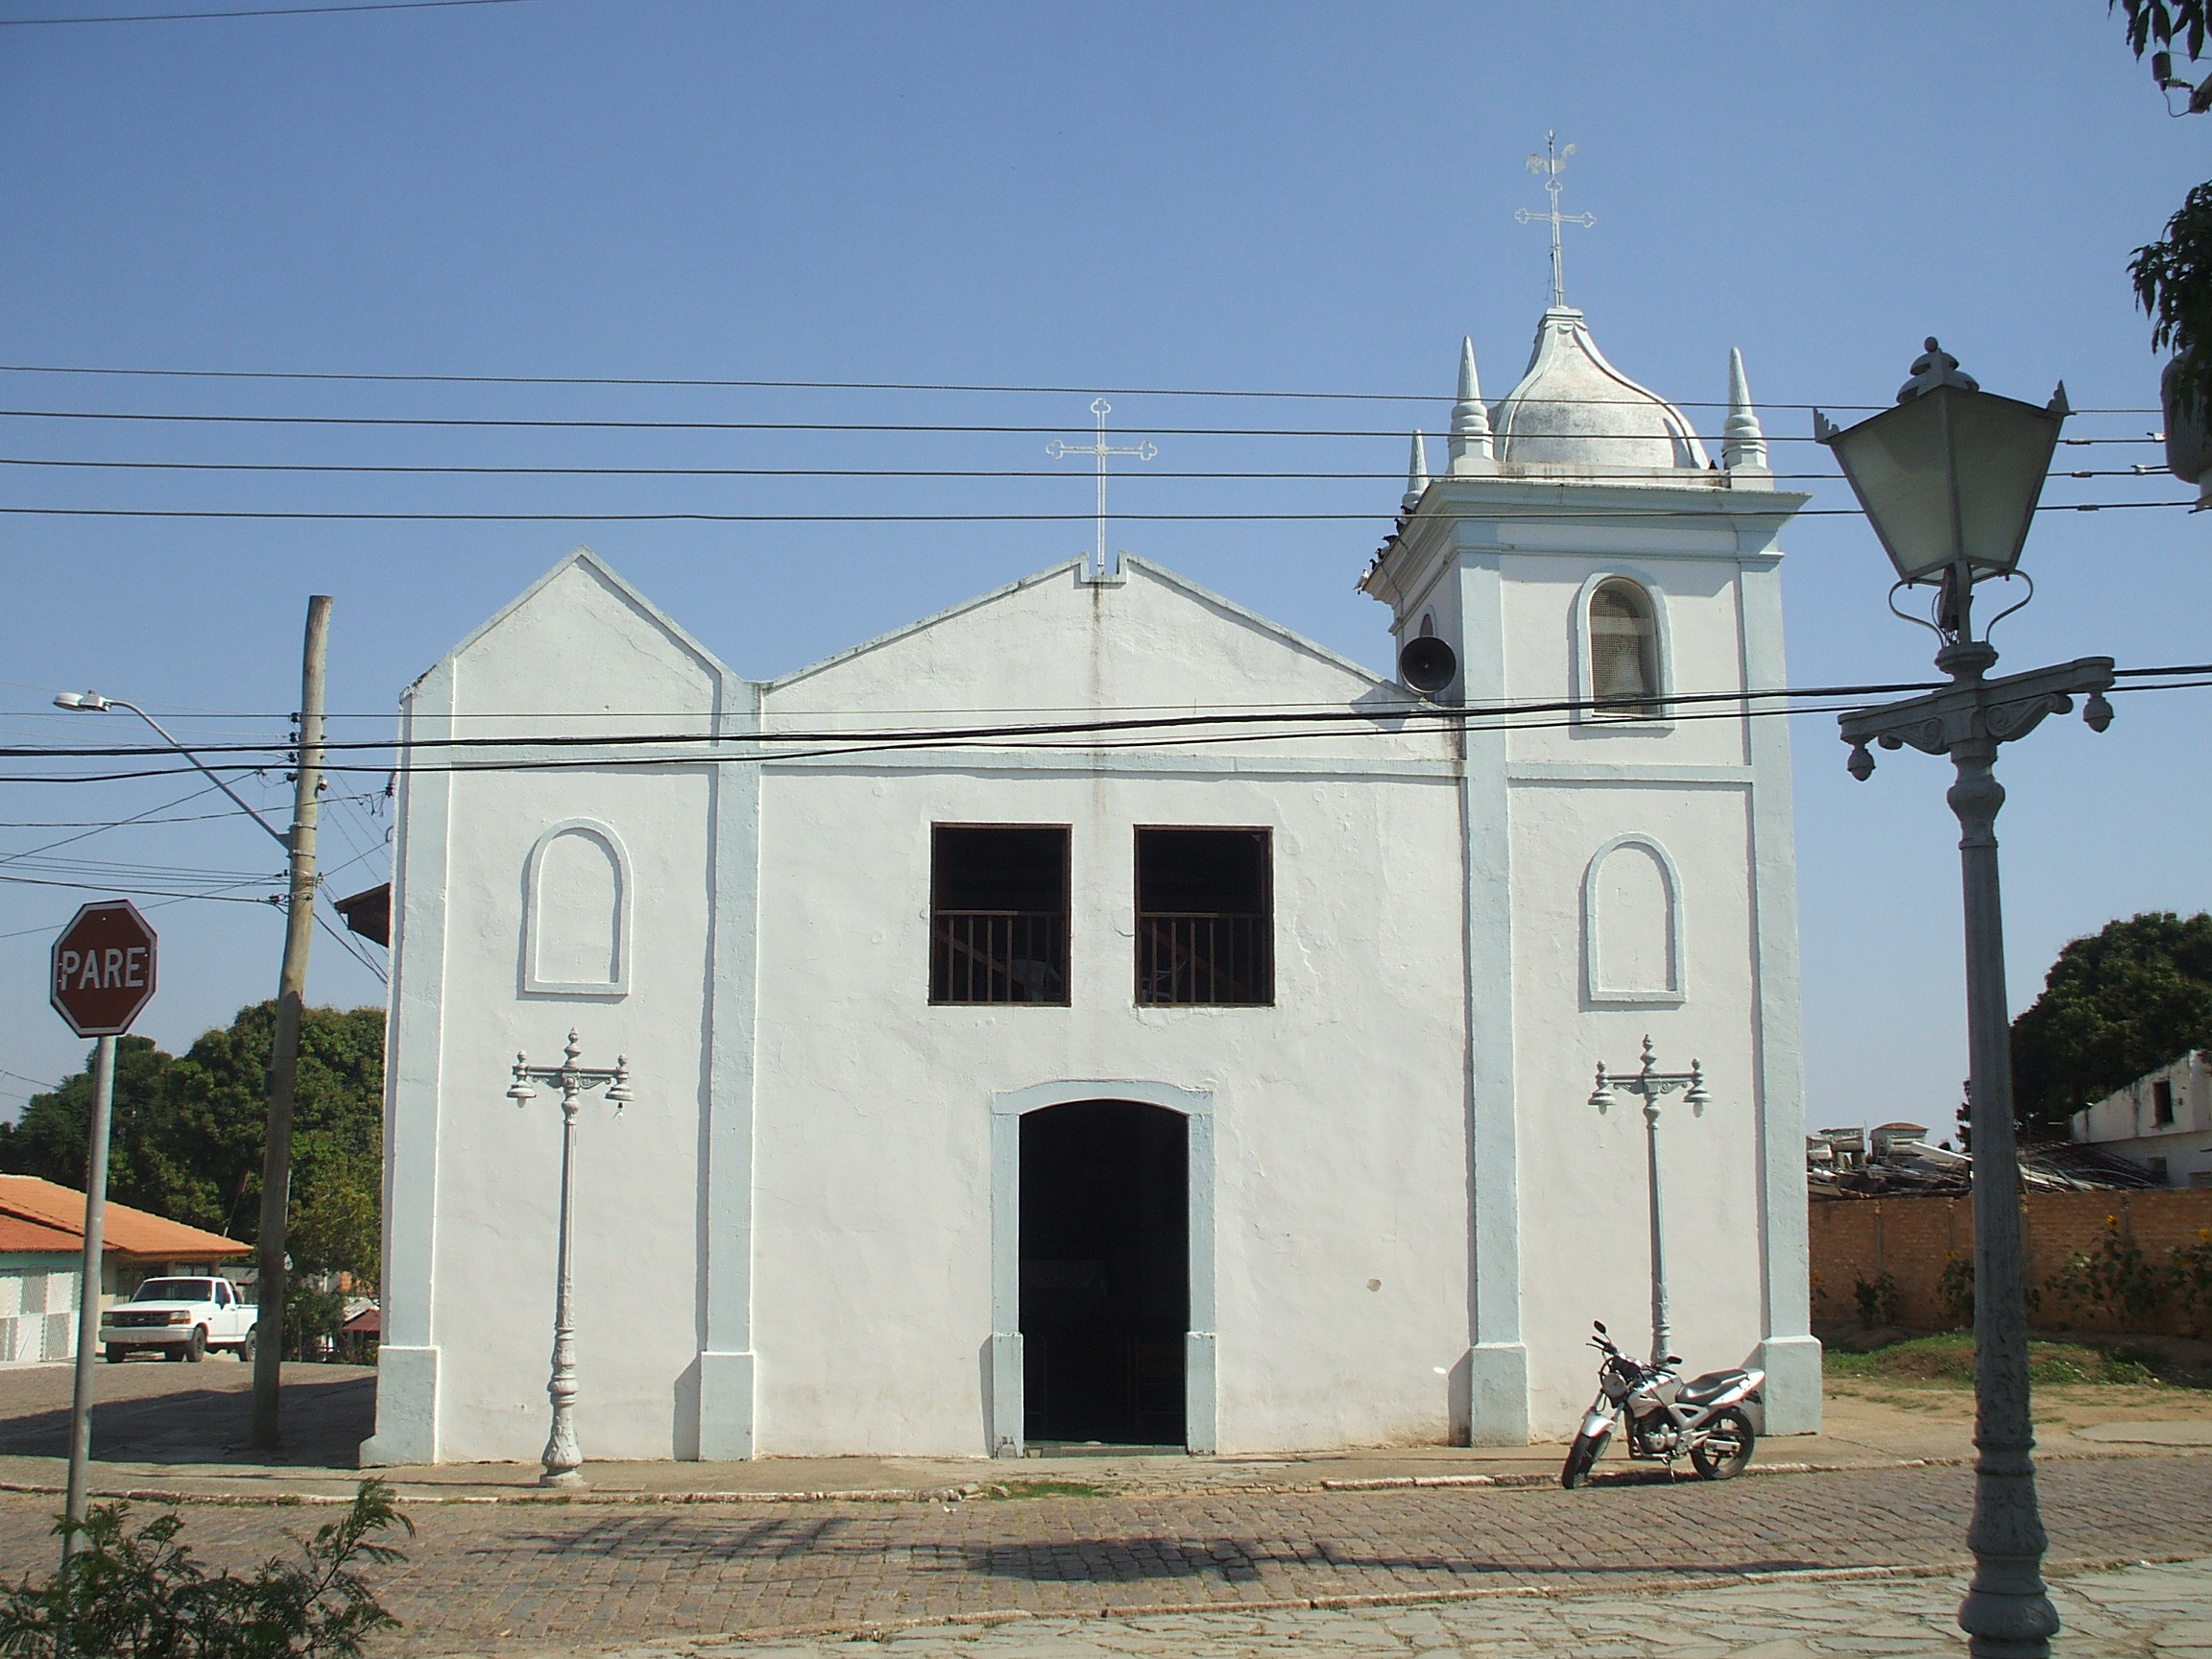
[
  {"left": 105, "top": 1345, "right": 127, "bottom": 1364},
  {"left": 238, "top": 1331, "right": 256, "bottom": 1365},
  {"left": 183, "top": 1326, "right": 206, "bottom": 1363}
]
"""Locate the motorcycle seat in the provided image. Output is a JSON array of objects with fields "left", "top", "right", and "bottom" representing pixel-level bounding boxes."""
[{"left": 1676, "top": 1370, "right": 1749, "bottom": 1405}]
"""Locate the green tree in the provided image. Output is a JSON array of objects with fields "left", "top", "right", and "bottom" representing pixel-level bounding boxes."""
[
  {"left": 2009, "top": 912, "right": 2212, "bottom": 1132},
  {"left": 2114, "top": 1, "right": 2212, "bottom": 419},
  {"left": 0, "top": 1004, "right": 385, "bottom": 1287}
]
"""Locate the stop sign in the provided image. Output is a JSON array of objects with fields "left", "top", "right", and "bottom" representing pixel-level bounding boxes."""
[{"left": 50, "top": 901, "right": 157, "bottom": 1038}]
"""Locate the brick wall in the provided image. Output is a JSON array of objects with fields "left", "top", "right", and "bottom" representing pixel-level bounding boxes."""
[{"left": 1809, "top": 1188, "right": 2212, "bottom": 1336}]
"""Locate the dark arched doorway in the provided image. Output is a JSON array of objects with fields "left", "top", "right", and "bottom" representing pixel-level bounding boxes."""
[{"left": 1020, "top": 1099, "right": 1188, "bottom": 1447}]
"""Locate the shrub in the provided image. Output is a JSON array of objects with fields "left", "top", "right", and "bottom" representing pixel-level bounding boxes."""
[
  {"left": 2104, "top": 1343, "right": 2165, "bottom": 1383},
  {"left": 1822, "top": 1333, "right": 2162, "bottom": 1386},
  {"left": 2170, "top": 1226, "right": 2212, "bottom": 1335},
  {"left": 1853, "top": 1269, "right": 1902, "bottom": 1329},
  {"left": 0, "top": 1479, "right": 408, "bottom": 1656},
  {"left": 282, "top": 1285, "right": 345, "bottom": 1362},
  {"left": 2048, "top": 1214, "right": 2169, "bottom": 1332},
  {"left": 1937, "top": 1253, "right": 1975, "bottom": 1330}
]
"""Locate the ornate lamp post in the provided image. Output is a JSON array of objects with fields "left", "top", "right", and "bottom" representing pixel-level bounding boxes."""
[
  {"left": 1588, "top": 1038, "right": 1709, "bottom": 1366},
  {"left": 1818, "top": 340, "right": 2115, "bottom": 1659},
  {"left": 507, "top": 1032, "right": 633, "bottom": 1488}
]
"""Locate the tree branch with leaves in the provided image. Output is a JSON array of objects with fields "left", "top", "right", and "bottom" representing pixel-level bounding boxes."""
[{"left": 2114, "top": 1, "right": 2212, "bottom": 421}]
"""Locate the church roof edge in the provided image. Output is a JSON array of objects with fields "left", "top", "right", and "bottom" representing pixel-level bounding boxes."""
[
  {"left": 769, "top": 555, "right": 1393, "bottom": 695},
  {"left": 403, "top": 546, "right": 737, "bottom": 703}
]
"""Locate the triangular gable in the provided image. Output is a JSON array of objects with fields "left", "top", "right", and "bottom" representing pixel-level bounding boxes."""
[
  {"left": 410, "top": 547, "right": 736, "bottom": 694},
  {"left": 766, "top": 558, "right": 1087, "bottom": 692},
  {"left": 1123, "top": 557, "right": 1390, "bottom": 686},
  {"left": 769, "top": 555, "right": 1389, "bottom": 697}
]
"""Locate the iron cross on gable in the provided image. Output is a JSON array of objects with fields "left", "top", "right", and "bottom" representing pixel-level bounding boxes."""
[
  {"left": 1047, "top": 397, "right": 1157, "bottom": 579},
  {"left": 1516, "top": 132, "right": 1595, "bottom": 310}
]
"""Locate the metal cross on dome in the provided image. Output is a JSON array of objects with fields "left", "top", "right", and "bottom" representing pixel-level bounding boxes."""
[
  {"left": 1048, "top": 397, "right": 1157, "bottom": 578},
  {"left": 1516, "top": 132, "right": 1595, "bottom": 310}
]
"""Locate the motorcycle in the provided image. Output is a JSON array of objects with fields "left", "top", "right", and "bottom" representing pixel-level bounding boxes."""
[{"left": 1560, "top": 1320, "right": 1763, "bottom": 1489}]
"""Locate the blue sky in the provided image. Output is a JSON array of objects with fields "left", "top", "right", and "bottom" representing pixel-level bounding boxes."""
[{"left": 0, "top": 0, "right": 2205, "bottom": 1138}]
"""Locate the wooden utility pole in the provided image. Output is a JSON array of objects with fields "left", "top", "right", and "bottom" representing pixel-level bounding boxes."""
[{"left": 251, "top": 595, "right": 332, "bottom": 1450}]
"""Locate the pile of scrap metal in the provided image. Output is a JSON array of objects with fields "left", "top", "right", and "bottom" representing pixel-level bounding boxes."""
[{"left": 1808, "top": 1121, "right": 2159, "bottom": 1198}]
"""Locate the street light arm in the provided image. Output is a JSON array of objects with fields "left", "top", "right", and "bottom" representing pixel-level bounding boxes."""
[
  {"left": 1839, "top": 656, "right": 2115, "bottom": 770},
  {"left": 78, "top": 697, "right": 291, "bottom": 848}
]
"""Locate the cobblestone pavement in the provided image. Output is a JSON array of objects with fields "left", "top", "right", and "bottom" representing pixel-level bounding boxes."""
[
  {"left": 600, "top": 1553, "right": 2212, "bottom": 1658},
  {"left": 4, "top": 1454, "right": 2211, "bottom": 1654}
]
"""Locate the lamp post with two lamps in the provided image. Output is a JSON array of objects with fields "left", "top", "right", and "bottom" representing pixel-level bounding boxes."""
[
  {"left": 1816, "top": 339, "right": 2115, "bottom": 1659},
  {"left": 1587, "top": 1039, "right": 1710, "bottom": 1368},
  {"left": 507, "top": 1032, "right": 633, "bottom": 1488}
]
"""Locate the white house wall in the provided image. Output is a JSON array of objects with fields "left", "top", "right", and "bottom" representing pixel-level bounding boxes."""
[{"left": 2073, "top": 1053, "right": 2212, "bottom": 1184}]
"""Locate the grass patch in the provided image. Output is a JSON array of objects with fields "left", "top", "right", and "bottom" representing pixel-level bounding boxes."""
[
  {"left": 977, "top": 1479, "right": 1113, "bottom": 1500},
  {"left": 1823, "top": 1333, "right": 2163, "bottom": 1386}
]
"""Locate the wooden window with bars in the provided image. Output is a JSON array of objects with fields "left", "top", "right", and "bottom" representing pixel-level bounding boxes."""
[
  {"left": 930, "top": 825, "right": 1070, "bottom": 1005},
  {"left": 1135, "top": 828, "right": 1272, "bottom": 1007}
]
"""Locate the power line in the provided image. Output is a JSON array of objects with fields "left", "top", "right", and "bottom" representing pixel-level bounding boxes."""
[
  {"left": 0, "top": 872, "right": 279, "bottom": 899},
  {"left": 0, "top": 457, "right": 1859, "bottom": 482},
  {"left": 0, "top": 854, "right": 281, "bottom": 888},
  {"left": 0, "top": 406, "right": 2156, "bottom": 442},
  {"left": 0, "top": 793, "right": 379, "bottom": 828},
  {"left": 0, "top": 500, "right": 2184, "bottom": 524},
  {"left": 14, "top": 664, "right": 2207, "bottom": 743},
  {"left": 0, "top": 454, "right": 2170, "bottom": 483},
  {"left": 12, "top": 667, "right": 2212, "bottom": 779},
  {"left": 0, "top": 889, "right": 243, "bottom": 941},
  {"left": 0, "top": 362, "right": 2162, "bottom": 417},
  {"left": 0, "top": 781, "right": 228, "bottom": 870},
  {"left": 0, "top": 677, "right": 1984, "bottom": 757},
  {"left": 313, "top": 902, "right": 386, "bottom": 984},
  {"left": 0, "top": 0, "right": 542, "bottom": 24}
]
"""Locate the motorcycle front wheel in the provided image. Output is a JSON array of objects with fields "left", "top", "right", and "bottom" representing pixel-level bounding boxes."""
[
  {"left": 1690, "top": 1407, "right": 1755, "bottom": 1480},
  {"left": 1559, "top": 1428, "right": 1609, "bottom": 1489}
]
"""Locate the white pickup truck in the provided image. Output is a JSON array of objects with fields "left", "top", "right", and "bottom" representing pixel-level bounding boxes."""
[{"left": 99, "top": 1275, "right": 257, "bottom": 1363}]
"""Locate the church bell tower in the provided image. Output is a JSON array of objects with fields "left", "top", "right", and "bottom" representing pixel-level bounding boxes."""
[{"left": 1358, "top": 233, "right": 1819, "bottom": 1443}]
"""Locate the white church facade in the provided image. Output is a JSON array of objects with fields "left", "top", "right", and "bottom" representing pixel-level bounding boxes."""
[{"left": 363, "top": 302, "right": 1818, "bottom": 1468}]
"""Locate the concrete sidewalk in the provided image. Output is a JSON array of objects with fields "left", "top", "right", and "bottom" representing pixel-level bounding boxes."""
[{"left": 3, "top": 1361, "right": 2211, "bottom": 1505}]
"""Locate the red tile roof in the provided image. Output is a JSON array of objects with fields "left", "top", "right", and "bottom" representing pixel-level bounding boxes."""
[
  {"left": 0, "top": 1177, "right": 249, "bottom": 1261},
  {"left": 0, "top": 1214, "right": 91, "bottom": 1255}
]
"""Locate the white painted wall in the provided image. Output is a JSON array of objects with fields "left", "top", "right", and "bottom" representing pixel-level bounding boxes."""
[
  {"left": 747, "top": 562, "right": 1468, "bottom": 1455},
  {"left": 0, "top": 1257, "right": 79, "bottom": 1364},
  {"left": 369, "top": 556, "right": 726, "bottom": 1464},
  {"left": 373, "top": 478, "right": 1815, "bottom": 1463},
  {"left": 1360, "top": 466, "right": 1817, "bottom": 1441}
]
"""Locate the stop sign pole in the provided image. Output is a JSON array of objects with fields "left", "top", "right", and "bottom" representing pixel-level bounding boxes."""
[{"left": 48, "top": 900, "right": 156, "bottom": 1574}]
